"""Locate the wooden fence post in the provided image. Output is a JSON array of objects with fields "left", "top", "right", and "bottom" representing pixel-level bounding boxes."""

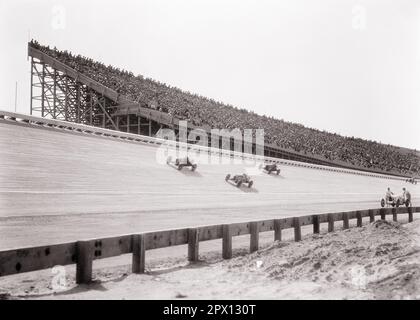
[
  {"left": 294, "top": 217, "right": 301, "bottom": 242},
  {"left": 343, "top": 213, "right": 349, "bottom": 230},
  {"left": 392, "top": 208, "right": 397, "bottom": 222},
  {"left": 328, "top": 214, "right": 334, "bottom": 232},
  {"left": 222, "top": 224, "right": 232, "bottom": 259},
  {"left": 369, "top": 209, "right": 375, "bottom": 223},
  {"left": 132, "top": 234, "right": 145, "bottom": 274},
  {"left": 274, "top": 219, "right": 282, "bottom": 241},
  {"left": 188, "top": 228, "right": 200, "bottom": 262},
  {"left": 313, "top": 215, "right": 320, "bottom": 234},
  {"left": 356, "top": 211, "right": 362, "bottom": 227},
  {"left": 250, "top": 222, "right": 259, "bottom": 253},
  {"left": 380, "top": 208, "right": 386, "bottom": 220},
  {"left": 408, "top": 206, "right": 413, "bottom": 223},
  {"left": 76, "top": 240, "right": 93, "bottom": 284}
]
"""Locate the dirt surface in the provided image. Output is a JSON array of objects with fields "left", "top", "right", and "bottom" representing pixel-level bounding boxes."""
[{"left": 1, "top": 218, "right": 419, "bottom": 300}]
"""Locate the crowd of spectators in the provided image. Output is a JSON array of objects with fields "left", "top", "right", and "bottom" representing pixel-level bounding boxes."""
[{"left": 30, "top": 40, "right": 420, "bottom": 176}]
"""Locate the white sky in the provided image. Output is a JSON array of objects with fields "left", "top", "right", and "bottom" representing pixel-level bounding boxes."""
[{"left": 1, "top": 0, "right": 420, "bottom": 149}]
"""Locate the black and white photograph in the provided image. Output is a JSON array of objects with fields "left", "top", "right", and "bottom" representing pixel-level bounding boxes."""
[{"left": 0, "top": 0, "right": 419, "bottom": 304}]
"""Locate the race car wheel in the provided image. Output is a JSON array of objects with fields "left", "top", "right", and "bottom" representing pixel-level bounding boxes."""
[
  {"left": 380, "top": 199, "right": 385, "bottom": 208},
  {"left": 248, "top": 181, "right": 253, "bottom": 188},
  {"left": 192, "top": 164, "right": 197, "bottom": 171},
  {"left": 225, "top": 174, "right": 231, "bottom": 181},
  {"left": 177, "top": 165, "right": 183, "bottom": 171},
  {"left": 236, "top": 181, "right": 242, "bottom": 188},
  {"left": 276, "top": 170, "right": 280, "bottom": 175}
]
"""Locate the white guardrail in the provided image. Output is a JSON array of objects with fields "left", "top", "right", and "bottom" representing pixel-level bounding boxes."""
[{"left": 0, "top": 110, "right": 409, "bottom": 182}]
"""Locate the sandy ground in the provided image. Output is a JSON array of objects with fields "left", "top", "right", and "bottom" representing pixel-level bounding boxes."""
[{"left": 1, "top": 217, "right": 419, "bottom": 300}]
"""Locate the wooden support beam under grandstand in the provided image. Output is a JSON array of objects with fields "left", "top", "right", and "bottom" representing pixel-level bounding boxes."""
[
  {"left": 53, "top": 69, "right": 57, "bottom": 119},
  {"left": 30, "top": 55, "right": 119, "bottom": 130},
  {"left": 76, "top": 82, "right": 81, "bottom": 123},
  {"left": 41, "top": 62, "right": 45, "bottom": 117},
  {"left": 30, "top": 57, "right": 34, "bottom": 115},
  {"left": 64, "top": 75, "right": 69, "bottom": 121}
]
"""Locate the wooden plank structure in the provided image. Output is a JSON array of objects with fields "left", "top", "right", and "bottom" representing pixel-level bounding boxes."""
[
  {"left": 132, "top": 234, "right": 145, "bottom": 274},
  {"left": 1, "top": 206, "right": 418, "bottom": 283}
]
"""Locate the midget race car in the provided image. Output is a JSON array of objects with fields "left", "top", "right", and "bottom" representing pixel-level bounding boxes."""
[
  {"left": 380, "top": 194, "right": 410, "bottom": 208},
  {"left": 406, "top": 177, "right": 418, "bottom": 185},
  {"left": 167, "top": 156, "right": 197, "bottom": 171},
  {"left": 225, "top": 173, "right": 253, "bottom": 188},
  {"left": 259, "top": 163, "right": 281, "bottom": 175}
]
